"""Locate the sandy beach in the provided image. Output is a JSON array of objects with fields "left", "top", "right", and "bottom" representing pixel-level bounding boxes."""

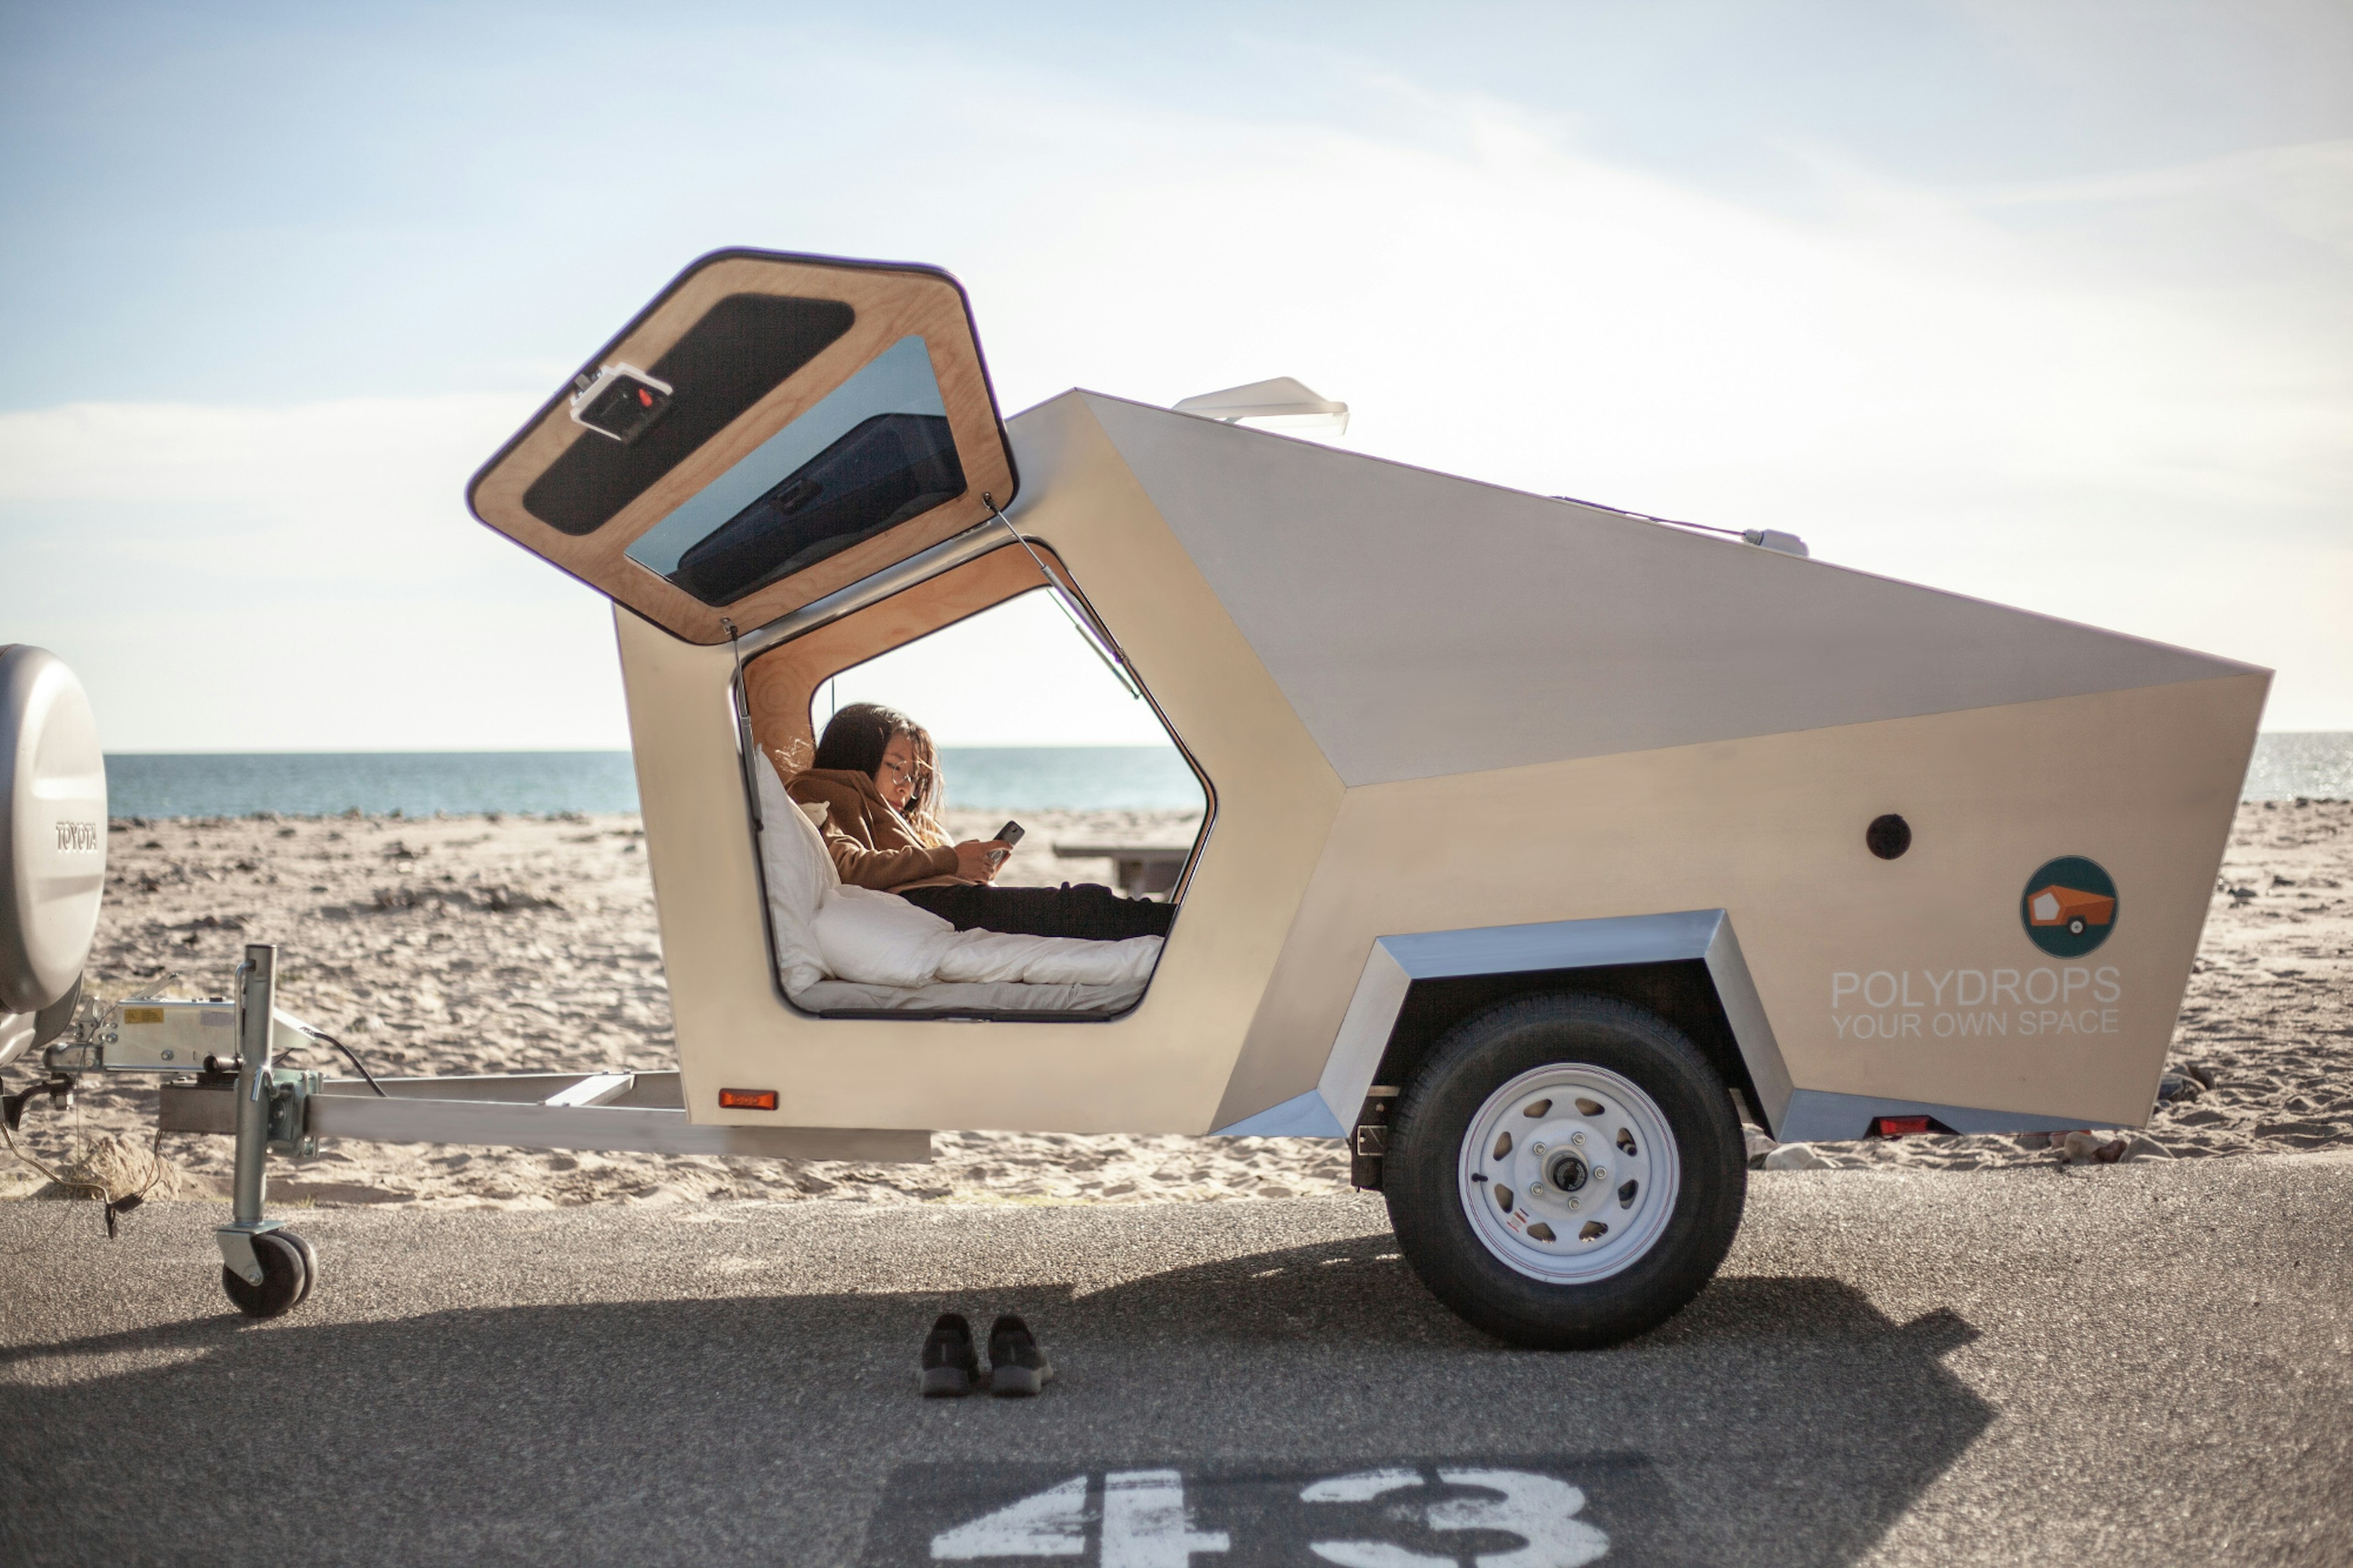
[{"left": 5, "top": 799, "right": 2345, "bottom": 1210}]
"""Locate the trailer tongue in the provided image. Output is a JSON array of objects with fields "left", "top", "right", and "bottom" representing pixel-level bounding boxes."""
[{"left": 17, "top": 940, "right": 930, "bottom": 1316}]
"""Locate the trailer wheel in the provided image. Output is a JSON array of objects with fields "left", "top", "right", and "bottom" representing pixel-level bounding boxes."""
[
  {"left": 222, "top": 1230, "right": 311, "bottom": 1319},
  {"left": 284, "top": 1229, "right": 320, "bottom": 1308},
  {"left": 1384, "top": 994, "right": 1745, "bottom": 1349}
]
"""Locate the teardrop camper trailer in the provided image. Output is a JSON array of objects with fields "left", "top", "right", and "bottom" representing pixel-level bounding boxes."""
[{"left": 12, "top": 249, "right": 2265, "bottom": 1347}]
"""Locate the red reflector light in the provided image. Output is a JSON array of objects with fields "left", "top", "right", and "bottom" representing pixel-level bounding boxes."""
[
  {"left": 1874, "top": 1115, "right": 1932, "bottom": 1137},
  {"left": 719, "top": 1088, "right": 778, "bottom": 1111}
]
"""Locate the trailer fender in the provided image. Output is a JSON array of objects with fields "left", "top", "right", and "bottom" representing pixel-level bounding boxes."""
[{"left": 1284, "top": 910, "right": 1794, "bottom": 1144}]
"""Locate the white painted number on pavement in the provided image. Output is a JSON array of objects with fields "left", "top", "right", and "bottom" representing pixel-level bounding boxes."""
[
  {"left": 1303, "top": 1468, "right": 1610, "bottom": 1568},
  {"left": 928, "top": 1467, "right": 1607, "bottom": 1566},
  {"left": 1102, "top": 1471, "right": 1232, "bottom": 1568},
  {"left": 930, "top": 1471, "right": 1228, "bottom": 1564},
  {"left": 932, "top": 1475, "right": 1089, "bottom": 1559}
]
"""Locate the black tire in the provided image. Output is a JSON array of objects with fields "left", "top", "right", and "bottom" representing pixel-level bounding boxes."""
[
  {"left": 31, "top": 972, "right": 83, "bottom": 1052},
  {"left": 1384, "top": 993, "right": 1746, "bottom": 1349},
  {"left": 284, "top": 1229, "right": 320, "bottom": 1308},
  {"left": 221, "top": 1230, "right": 310, "bottom": 1319}
]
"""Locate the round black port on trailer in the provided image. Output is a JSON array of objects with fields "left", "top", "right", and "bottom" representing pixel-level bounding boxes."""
[{"left": 1865, "top": 814, "right": 1911, "bottom": 860}]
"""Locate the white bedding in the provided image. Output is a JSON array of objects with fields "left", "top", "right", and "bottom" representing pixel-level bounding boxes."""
[
  {"left": 754, "top": 753, "right": 1162, "bottom": 1010},
  {"left": 790, "top": 976, "right": 1151, "bottom": 1013}
]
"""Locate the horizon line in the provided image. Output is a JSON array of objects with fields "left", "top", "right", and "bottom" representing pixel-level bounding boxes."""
[{"left": 100, "top": 741, "right": 1193, "bottom": 756}]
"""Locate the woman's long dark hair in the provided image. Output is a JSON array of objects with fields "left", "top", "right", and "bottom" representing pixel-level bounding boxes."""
[{"left": 811, "top": 702, "right": 945, "bottom": 845}]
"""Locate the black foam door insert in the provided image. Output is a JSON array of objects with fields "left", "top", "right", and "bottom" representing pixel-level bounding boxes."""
[{"left": 523, "top": 293, "right": 857, "bottom": 537}]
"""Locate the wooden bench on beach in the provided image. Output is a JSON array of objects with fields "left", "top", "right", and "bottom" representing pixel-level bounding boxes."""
[{"left": 1048, "top": 843, "right": 1191, "bottom": 900}]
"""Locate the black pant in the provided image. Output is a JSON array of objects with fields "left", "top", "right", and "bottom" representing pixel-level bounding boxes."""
[{"left": 895, "top": 882, "right": 1175, "bottom": 941}]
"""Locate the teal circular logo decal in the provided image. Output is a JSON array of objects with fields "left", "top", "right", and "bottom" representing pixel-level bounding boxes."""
[{"left": 2020, "top": 857, "right": 2118, "bottom": 957}]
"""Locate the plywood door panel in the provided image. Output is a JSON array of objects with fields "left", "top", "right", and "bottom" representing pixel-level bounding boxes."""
[{"left": 470, "top": 253, "right": 1017, "bottom": 645}]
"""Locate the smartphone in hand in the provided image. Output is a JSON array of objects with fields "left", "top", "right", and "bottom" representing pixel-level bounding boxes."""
[{"left": 987, "top": 819, "right": 1025, "bottom": 868}]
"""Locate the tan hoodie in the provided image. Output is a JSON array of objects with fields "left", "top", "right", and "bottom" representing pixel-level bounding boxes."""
[{"left": 782, "top": 767, "right": 961, "bottom": 890}]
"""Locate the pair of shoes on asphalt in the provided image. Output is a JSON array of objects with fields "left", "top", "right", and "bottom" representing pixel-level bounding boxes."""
[{"left": 922, "top": 1312, "right": 1053, "bottom": 1398}]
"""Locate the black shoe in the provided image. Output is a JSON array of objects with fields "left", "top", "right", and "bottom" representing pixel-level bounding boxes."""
[
  {"left": 920, "top": 1313, "right": 980, "bottom": 1398},
  {"left": 985, "top": 1314, "right": 1055, "bottom": 1398}
]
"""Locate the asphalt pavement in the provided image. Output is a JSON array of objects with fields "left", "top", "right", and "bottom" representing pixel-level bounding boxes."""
[{"left": 2, "top": 1154, "right": 2348, "bottom": 1566}]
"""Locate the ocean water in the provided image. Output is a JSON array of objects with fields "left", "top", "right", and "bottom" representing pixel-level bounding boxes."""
[
  {"left": 2240, "top": 732, "right": 2353, "bottom": 801},
  {"left": 101, "top": 752, "right": 645, "bottom": 820},
  {"left": 101, "top": 746, "right": 1208, "bottom": 819},
  {"left": 100, "top": 733, "right": 2350, "bottom": 819}
]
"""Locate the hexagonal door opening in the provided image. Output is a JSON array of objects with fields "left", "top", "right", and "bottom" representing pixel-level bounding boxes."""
[{"left": 740, "top": 539, "right": 1211, "bottom": 1019}]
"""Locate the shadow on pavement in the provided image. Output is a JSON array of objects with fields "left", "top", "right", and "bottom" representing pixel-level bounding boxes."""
[{"left": 0, "top": 1235, "right": 1990, "bottom": 1567}]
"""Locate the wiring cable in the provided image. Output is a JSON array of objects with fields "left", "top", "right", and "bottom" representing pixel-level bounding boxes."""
[
  {"left": 0, "top": 1107, "right": 107, "bottom": 1200},
  {"left": 297, "top": 1028, "right": 388, "bottom": 1096},
  {"left": 0, "top": 1076, "right": 177, "bottom": 1238}
]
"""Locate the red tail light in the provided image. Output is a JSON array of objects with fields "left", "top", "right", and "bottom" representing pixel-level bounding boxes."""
[
  {"left": 1873, "top": 1115, "right": 1932, "bottom": 1137},
  {"left": 719, "top": 1088, "right": 778, "bottom": 1111}
]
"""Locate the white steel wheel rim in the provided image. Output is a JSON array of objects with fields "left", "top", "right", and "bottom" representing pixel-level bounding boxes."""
[{"left": 1457, "top": 1062, "right": 1681, "bottom": 1284}]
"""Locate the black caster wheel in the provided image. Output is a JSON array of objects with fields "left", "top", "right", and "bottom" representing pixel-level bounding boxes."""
[
  {"left": 222, "top": 1230, "right": 312, "bottom": 1319},
  {"left": 284, "top": 1229, "right": 320, "bottom": 1308}
]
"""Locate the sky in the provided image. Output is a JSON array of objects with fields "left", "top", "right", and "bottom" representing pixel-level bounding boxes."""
[{"left": 1, "top": 0, "right": 2347, "bottom": 749}]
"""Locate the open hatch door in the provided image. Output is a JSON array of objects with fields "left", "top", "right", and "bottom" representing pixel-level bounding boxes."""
[{"left": 468, "top": 249, "right": 1017, "bottom": 644}]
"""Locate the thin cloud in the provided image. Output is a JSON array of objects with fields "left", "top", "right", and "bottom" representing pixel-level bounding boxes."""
[{"left": 3, "top": 35, "right": 2345, "bottom": 741}]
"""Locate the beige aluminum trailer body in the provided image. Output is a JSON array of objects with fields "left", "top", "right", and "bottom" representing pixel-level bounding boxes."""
[{"left": 458, "top": 247, "right": 2262, "bottom": 1343}]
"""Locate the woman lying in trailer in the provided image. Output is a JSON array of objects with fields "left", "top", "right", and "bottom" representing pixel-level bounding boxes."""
[{"left": 784, "top": 703, "right": 1175, "bottom": 942}]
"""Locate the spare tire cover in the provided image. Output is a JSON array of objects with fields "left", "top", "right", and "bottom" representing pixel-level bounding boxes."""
[{"left": 0, "top": 646, "right": 107, "bottom": 1013}]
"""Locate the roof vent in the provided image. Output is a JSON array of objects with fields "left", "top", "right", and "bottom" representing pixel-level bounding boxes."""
[
  {"left": 1172, "top": 377, "right": 1348, "bottom": 436},
  {"left": 1741, "top": 529, "right": 1809, "bottom": 558}
]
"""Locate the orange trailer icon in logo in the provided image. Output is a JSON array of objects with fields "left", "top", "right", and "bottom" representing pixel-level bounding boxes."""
[
  {"left": 2026, "top": 883, "right": 2115, "bottom": 936},
  {"left": 2020, "top": 856, "right": 2118, "bottom": 956}
]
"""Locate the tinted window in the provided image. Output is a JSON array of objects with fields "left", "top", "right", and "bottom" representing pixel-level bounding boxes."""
[{"left": 626, "top": 335, "right": 966, "bottom": 606}]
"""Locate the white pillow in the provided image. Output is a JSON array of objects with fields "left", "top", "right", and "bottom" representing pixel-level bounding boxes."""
[
  {"left": 813, "top": 885, "right": 961, "bottom": 989},
  {"left": 753, "top": 752, "right": 836, "bottom": 995}
]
